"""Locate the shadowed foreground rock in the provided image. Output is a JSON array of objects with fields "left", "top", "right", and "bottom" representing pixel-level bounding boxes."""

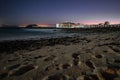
[{"left": 0, "top": 30, "right": 120, "bottom": 80}]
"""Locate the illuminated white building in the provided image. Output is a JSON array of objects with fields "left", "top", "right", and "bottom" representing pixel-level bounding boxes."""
[{"left": 56, "top": 22, "right": 84, "bottom": 28}]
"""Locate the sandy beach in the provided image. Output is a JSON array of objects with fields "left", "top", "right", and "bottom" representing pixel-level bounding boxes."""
[{"left": 0, "top": 30, "right": 120, "bottom": 80}]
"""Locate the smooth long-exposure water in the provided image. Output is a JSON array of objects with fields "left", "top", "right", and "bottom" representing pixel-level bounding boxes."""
[{"left": 0, "top": 28, "right": 76, "bottom": 41}]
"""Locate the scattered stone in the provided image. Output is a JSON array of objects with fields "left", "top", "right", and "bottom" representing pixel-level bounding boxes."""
[
  {"left": 44, "top": 55, "right": 56, "bottom": 61},
  {"left": 109, "top": 46, "right": 120, "bottom": 53},
  {"left": 72, "top": 53, "right": 80, "bottom": 59},
  {"left": 62, "top": 63, "right": 72, "bottom": 69},
  {"left": 0, "top": 73, "right": 8, "bottom": 79},
  {"left": 34, "top": 55, "right": 44, "bottom": 59},
  {"left": 85, "top": 60, "right": 95, "bottom": 69},
  {"left": 95, "top": 54, "right": 102, "bottom": 59},
  {"left": 6, "top": 64, "right": 21, "bottom": 70},
  {"left": 10, "top": 64, "right": 35, "bottom": 76},
  {"left": 101, "top": 68, "right": 118, "bottom": 80},
  {"left": 8, "top": 57, "right": 19, "bottom": 62},
  {"left": 114, "top": 60, "right": 120, "bottom": 63},
  {"left": 46, "top": 73, "right": 69, "bottom": 80},
  {"left": 73, "top": 59, "right": 80, "bottom": 66}
]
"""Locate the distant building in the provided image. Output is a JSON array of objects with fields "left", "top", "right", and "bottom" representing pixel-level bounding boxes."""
[
  {"left": 56, "top": 22, "right": 84, "bottom": 28},
  {"left": 110, "top": 24, "right": 120, "bottom": 27},
  {"left": 56, "top": 21, "right": 120, "bottom": 28}
]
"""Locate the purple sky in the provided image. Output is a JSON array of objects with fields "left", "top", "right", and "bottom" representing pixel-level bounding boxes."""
[{"left": 0, "top": 0, "right": 120, "bottom": 26}]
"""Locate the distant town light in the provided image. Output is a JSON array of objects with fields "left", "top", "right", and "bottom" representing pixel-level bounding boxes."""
[
  {"left": 56, "top": 21, "right": 120, "bottom": 28},
  {"left": 56, "top": 22, "right": 84, "bottom": 28},
  {"left": 56, "top": 24, "right": 60, "bottom": 28}
]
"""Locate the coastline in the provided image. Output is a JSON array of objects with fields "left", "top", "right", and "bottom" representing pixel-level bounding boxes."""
[{"left": 0, "top": 31, "right": 120, "bottom": 80}]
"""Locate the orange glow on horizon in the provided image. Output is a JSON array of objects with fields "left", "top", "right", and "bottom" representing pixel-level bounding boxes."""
[
  {"left": 38, "top": 24, "right": 55, "bottom": 27},
  {"left": 19, "top": 24, "right": 55, "bottom": 27}
]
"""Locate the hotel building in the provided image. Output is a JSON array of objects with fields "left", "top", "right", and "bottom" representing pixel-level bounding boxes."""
[{"left": 56, "top": 22, "right": 84, "bottom": 28}]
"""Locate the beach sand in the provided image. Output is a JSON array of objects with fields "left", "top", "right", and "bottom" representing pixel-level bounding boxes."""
[{"left": 0, "top": 31, "right": 120, "bottom": 80}]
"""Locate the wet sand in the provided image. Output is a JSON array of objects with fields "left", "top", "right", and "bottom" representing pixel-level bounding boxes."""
[{"left": 0, "top": 31, "right": 120, "bottom": 80}]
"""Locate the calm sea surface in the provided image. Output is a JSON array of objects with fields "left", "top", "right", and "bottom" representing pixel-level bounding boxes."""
[{"left": 0, "top": 28, "right": 76, "bottom": 41}]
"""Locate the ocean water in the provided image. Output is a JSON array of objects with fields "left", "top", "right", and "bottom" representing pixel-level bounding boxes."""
[{"left": 0, "top": 28, "right": 76, "bottom": 41}]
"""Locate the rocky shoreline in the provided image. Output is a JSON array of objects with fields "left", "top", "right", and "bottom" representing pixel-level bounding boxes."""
[{"left": 0, "top": 31, "right": 120, "bottom": 80}]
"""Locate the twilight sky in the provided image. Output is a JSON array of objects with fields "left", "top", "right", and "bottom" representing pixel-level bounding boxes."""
[{"left": 0, "top": 0, "right": 120, "bottom": 26}]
